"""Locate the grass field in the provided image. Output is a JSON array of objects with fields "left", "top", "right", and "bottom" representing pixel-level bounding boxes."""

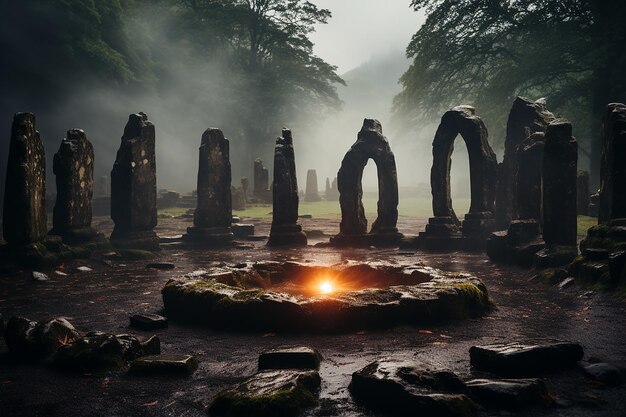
[{"left": 159, "top": 199, "right": 599, "bottom": 238}]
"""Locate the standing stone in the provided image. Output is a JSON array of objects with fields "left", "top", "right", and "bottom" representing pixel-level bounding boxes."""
[
  {"left": 304, "top": 169, "right": 321, "bottom": 202},
  {"left": 535, "top": 119, "right": 578, "bottom": 267},
  {"left": 2, "top": 112, "right": 47, "bottom": 246},
  {"left": 96, "top": 176, "right": 109, "bottom": 197},
  {"left": 487, "top": 132, "right": 545, "bottom": 265},
  {"left": 542, "top": 120, "right": 577, "bottom": 246},
  {"left": 325, "top": 177, "right": 339, "bottom": 201},
  {"left": 599, "top": 103, "right": 626, "bottom": 223},
  {"left": 573, "top": 104, "right": 626, "bottom": 284},
  {"left": 50, "top": 129, "right": 102, "bottom": 244},
  {"left": 241, "top": 177, "right": 249, "bottom": 202},
  {"left": 418, "top": 106, "right": 497, "bottom": 249},
  {"left": 331, "top": 119, "right": 403, "bottom": 246},
  {"left": 496, "top": 97, "right": 554, "bottom": 229},
  {"left": 253, "top": 158, "right": 270, "bottom": 203},
  {"left": 577, "top": 171, "right": 590, "bottom": 216},
  {"left": 268, "top": 128, "right": 307, "bottom": 246},
  {"left": 186, "top": 128, "right": 234, "bottom": 244},
  {"left": 325, "top": 177, "right": 331, "bottom": 198},
  {"left": 110, "top": 113, "right": 159, "bottom": 251}
]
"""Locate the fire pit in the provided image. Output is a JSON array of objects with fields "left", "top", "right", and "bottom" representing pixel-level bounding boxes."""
[{"left": 162, "top": 261, "right": 491, "bottom": 332}]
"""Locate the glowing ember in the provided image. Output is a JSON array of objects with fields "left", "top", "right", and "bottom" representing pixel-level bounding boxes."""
[{"left": 319, "top": 280, "right": 334, "bottom": 294}]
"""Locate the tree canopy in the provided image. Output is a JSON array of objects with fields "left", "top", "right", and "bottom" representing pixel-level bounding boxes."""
[{"left": 394, "top": 0, "right": 626, "bottom": 184}]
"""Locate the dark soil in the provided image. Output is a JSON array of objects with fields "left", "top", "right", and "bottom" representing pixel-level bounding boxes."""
[{"left": 1, "top": 215, "right": 625, "bottom": 417}]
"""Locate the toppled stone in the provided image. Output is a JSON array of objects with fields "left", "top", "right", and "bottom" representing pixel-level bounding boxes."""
[
  {"left": 350, "top": 360, "right": 476, "bottom": 417},
  {"left": 583, "top": 363, "right": 624, "bottom": 386},
  {"left": 557, "top": 277, "right": 576, "bottom": 290},
  {"left": 52, "top": 332, "right": 159, "bottom": 371},
  {"left": 331, "top": 119, "right": 403, "bottom": 246},
  {"left": 4, "top": 316, "right": 80, "bottom": 359},
  {"left": 129, "top": 313, "right": 168, "bottom": 330},
  {"left": 469, "top": 341, "right": 584, "bottom": 376},
  {"left": 232, "top": 223, "right": 255, "bottom": 238},
  {"left": 258, "top": 347, "right": 322, "bottom": 371},
  {"left": 209, "top": 369, "right": 320, "bottom": 417},
  {"left": 129, "top": 354, "right": 198, "bottom": 376},
  {"left": 31, "top": 271, "right": 49, "bottom": 282},
  {"left": 146, "top": 262, "right": 175, "bottom": 270},
  {"left": 466, "top": 378, "right": 549, "bottom": 409}
]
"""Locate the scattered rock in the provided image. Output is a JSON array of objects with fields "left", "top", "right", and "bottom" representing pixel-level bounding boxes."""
[
  {"left": 350, "top": 360, "right": 476, "bottom": 417},
  {"left": 129, "top": 313, "right": 168, "bottom": 330},
  {"left": 75, "top": 266, "right": 93, "bottom": 272},
  {"left": 4, "top": 316, "right": 80, "bottom": 359},
  {"left": 557, "top": 277, "right": 576, "bottom": 290},
  {"left": 258, "top": 346, "right": 322, "bottom": 371},
  {"left": 583, "top": 363, "right": 624, "bottom": 386},
  {"left": 146, "top": 262, "right": 176, "bottom": 270},
  {"left": 209, "top": 369, "right": 320, "bottom": 417},
  {"left": 466, "top": 378, "right": 549, "bottom": 409},
  {"left": 52, "top": 332, "right": 159, "bottom": 371},
  {"left": 298, "top": 214, "right": 313, "bottom": 219},
  {"left": 31, "top": 271, "right": 49, "bottom": 282},
  {"left": 129, "top": 354, "right": 198, "bottom": 376},
  {"left": 232, "top": 223, "right": 255, "bottom": 238},
  {"left": 469, "top": 341, "right": 584, "bottom": 376}
]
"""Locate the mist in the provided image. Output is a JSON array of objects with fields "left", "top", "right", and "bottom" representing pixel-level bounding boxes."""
[{"left": 0, "top": 0, "right": 474, "bottom": 213}]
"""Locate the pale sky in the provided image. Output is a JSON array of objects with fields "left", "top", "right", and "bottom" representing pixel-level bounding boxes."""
[{"left": 309, "top": 0, "right": 425, "bottom": 73}]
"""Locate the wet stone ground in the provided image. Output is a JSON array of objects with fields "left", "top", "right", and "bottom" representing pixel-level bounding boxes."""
[{"left": 1, "top": 215, "right": 625, "bottom": 416}]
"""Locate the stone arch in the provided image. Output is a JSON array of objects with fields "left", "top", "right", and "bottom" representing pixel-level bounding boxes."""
[
  {"left": 427, "top": 106, "right": 497, "bottom": 241},
  {"left": 331, "top": 119, "right": 403, "bottom": 245}
]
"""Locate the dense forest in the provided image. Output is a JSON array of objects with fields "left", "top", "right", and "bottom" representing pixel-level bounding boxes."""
[
  {"left": 0, "top": 0, "right": 343, "bottom": 194},
  {"left": 394, "top": 0, "right": 626, "bottom": 187},
  {"left": 1, "top": 0, "right": 625, "bottom": 198}
]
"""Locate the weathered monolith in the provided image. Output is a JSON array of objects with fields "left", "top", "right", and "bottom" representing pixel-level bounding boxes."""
[
  {"left": 110, "top": 113, "right": 159, "bottom": 251},
  {"left": 572, "top": 103, "right": 626, "bottom": 284},
  {"left": 577, "top": 171, "right": 590, "bottom": 216},
  {"left": 2, "top": 112, "right": 47, "bottom": 246},
  {"left": 495, "top": 97, "right": 554, "bottom": 229},
  {"left": 186, "top": 128, "right": 234, "bottom": 244},
  {"left": 535, "top": 119, "right": 578, "bottom": 267},
  {"left": 267, "top": 129, "right": 307, "bottom": 246},
  {"left": 417, "top": 106, "right": 497, "bottom": 250},
  {"left": 50, "top": 129, "right": 105, "bottom": 245},
  {"left": 330, "top": 119, "right": 403, "bottom": 246},
  {"left": 325, "top": 177, "right": 339, "bottom": 201},
  {"left": 487, "top": 132, "right": 546, "bottom": 265},
  {"left": 304, "top": 169, "right": 321, "bottom": 202},
  {"left": 253, "top": 158, "right": 271, "bottom": 202}
]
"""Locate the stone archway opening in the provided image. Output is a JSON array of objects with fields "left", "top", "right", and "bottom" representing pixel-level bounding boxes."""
[
  {"left": 450, "top": 136, "right": 472, "bottom": 218},
  {"left": 330, "top": 119, "right": 404, "bottom": 246}
]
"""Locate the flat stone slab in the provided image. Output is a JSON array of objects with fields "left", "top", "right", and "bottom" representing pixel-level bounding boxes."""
[
  {"left": 349, "top": 360, "right": 476, "bottom": 417},
  {"left": 232, "top": 223, "right": 255, "bottom": 237},
  {"left": 129, "top": 313, "right": 168, "bottom": 330},
  {"left": 209, "top": 369, "right": 320, "bottom": 417},
  {"left": 258, "top": 346, "right": 322, "bottom": 370},
  {"left": 583, "top": 363, "right": 625, "bottom": 386},
  {"left": 469, "top": 340, "right": 584, "bottom": 376},
  {"left": 466, "top": 378, "right": 548, "bottom": 409},
  {"left": 161, "top": 262, "right": 491, "bottom": 332},
  {"left": 146, "top": 262, "right": 176, "bottom": 270},
  {"left": 129, "top": 354, "right": 198, "bottom": 376}
]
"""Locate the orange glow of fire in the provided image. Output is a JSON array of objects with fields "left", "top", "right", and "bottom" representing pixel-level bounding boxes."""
[{"left": 319, "top": 280, "right": 334, "bottom": 294}]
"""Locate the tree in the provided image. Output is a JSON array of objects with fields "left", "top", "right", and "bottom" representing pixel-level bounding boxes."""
[
  {"left": 394, "top": 0, "right": 626, "bottom": 186},
  {"left": 177, "top": 0, "right": 345, "bottom": 164}
]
